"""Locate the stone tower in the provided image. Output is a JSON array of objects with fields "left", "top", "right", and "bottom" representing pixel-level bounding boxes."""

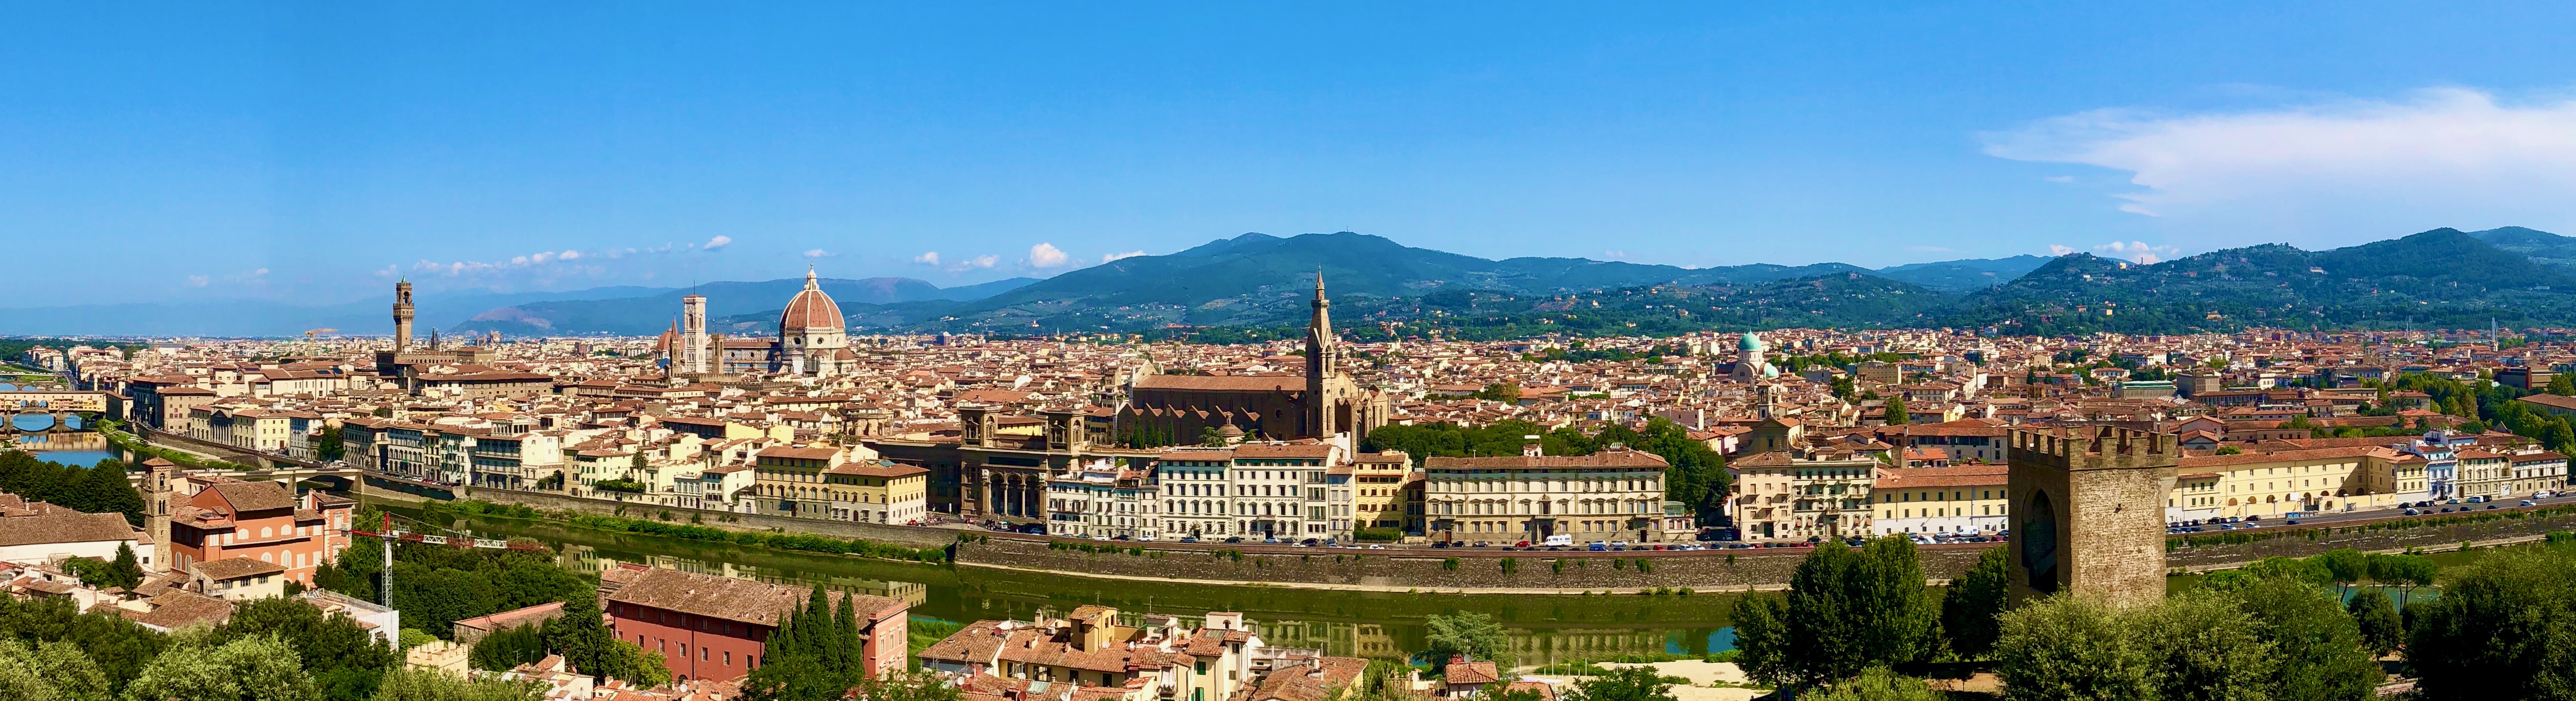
[
  {"left": 392, "top": 280, "right": 415, "bottom": 352},
  {"left": 2007, "top": 426, "right": 2178, "bottom": 609},
  {"left": 681, "top": 293, "right": 709, "bottom": 375},
  {"left": 1306, "top": 270, "right": 1338, "bottom": 438},
  {"left": 143, "top": 457, "right": 177, "bottom": 573}
]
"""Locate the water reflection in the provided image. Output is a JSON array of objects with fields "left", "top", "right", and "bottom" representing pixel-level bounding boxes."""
[
  {"left": 420, "top": 505, "right": 1741, "bottom": 661},
  {"left": 13, "top": 431, "right": 114, "bottom": 467}
]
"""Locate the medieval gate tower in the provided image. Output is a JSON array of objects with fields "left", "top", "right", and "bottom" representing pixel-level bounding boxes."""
[{"left": 2006, "top": 426, "right": 2178, "bottom": 609}]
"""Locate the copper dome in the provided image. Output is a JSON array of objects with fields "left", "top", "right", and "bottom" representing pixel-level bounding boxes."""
[{"left": 779, "top": 268, "right": 845, "bottom": 332}]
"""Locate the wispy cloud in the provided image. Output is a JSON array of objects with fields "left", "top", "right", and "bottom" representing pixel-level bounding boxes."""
[
  {"left": 1984, "top": 87, "right": 2576, "bottom": 241},
  {"left": 1026, "top": 243, "right": 1069, "bottom": 268},
  {"left": 913, "top": 251, "right": 941, "bottom": 266},
  {"left": 184, "top": 275, "right": 208, "bottom": 287},
  {"left": 802, "top": 249, "right": 834, "bottom": 258},
  {"left": 701, "top": 235, "right": 733, "bottom": 250},
  {"left": 2056, "top": 240, "right": 2184, "bottom": 264},
  {"left": 1101, "top": 250, "right": 1147, "bottom": 264}
]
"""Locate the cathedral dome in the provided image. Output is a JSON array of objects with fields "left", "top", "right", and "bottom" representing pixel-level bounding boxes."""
[{"left": 779, "top": 269, "right": 845, "bottom": 332}]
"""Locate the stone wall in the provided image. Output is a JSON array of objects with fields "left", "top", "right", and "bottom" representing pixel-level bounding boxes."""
[
  {"left": 953, "top": 538, "right": 1995, "bottom": 591},
  {"left": 2168, "top": 509, "right": 2576, "bottom": 568},
  {"left": 358, "top": 481, "right": 958, "bottom": 549}
]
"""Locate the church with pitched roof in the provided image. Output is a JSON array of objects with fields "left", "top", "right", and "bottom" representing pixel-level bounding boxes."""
[{"left": 1118, "top": 274, "right": 1389, "bottom": 447}]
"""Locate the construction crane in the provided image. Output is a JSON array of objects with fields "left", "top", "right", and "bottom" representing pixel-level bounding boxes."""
[{"left": 349, "top": 512, "right": 547, "bottom": 653}]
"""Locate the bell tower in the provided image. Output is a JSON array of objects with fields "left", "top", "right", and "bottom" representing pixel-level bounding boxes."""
[
  {"left": 144, "top": 457, "right": 177, "bottom": 573},
  {"left": 2007, "top": 427, "right": 2178, "bottom": 609},
  {"left": 1306, "top": 270, "right": 1338, "bottom": 438},
  {"left": 392, "top": 280, "right": 415, "bottom": 352}
]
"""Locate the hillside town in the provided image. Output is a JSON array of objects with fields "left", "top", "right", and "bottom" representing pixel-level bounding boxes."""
[{"left": 10, "top": 274, "right": 2571, "bottom": 553}]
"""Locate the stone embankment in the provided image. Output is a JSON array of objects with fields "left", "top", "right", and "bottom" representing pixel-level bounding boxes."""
[
  {"left": 950, "top": 536, "right": 1992, "bottom": 593},
  {"left": 367, "top": 469, "right": 2576, "bottom": 591}
]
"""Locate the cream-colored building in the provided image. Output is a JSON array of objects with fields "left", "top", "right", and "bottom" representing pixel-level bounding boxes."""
[
  {"left": 2167, "top": 446, "right": 2404, "bottom": 521},
  {"left": 1424, "top": 448, "right": 1671, "bottom": 543},
  {"left": 1348, "top": 451, "right": 1417, "bottom": 534},
  {"left": 1729, "top": 450, "right": 1877, "bottom": 543},
  {"left": 1870, "top": 464, "right": 2008, "bottom": 537}
]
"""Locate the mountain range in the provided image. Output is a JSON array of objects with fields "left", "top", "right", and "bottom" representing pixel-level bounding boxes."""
[{"left": 4, "top": 227, "right": 2567, "bottom": 338}]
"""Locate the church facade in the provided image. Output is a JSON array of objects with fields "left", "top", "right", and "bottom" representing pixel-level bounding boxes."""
[{"left": 1118, "top": 274, "right": 1389, "bottom": 446}]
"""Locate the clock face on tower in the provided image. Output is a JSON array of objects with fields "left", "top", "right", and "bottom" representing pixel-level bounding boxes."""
[{"left": 2022, "top": 491, "right": 2060, "bottom": 594}]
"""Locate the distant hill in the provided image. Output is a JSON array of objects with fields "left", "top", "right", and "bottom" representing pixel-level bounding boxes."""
[
  {"left": 447, "top": 276, "right": 1034, "bottom": 337},
  {"left": 2470, "top": 226, "right": 2576, "bottom": 274},
  {"left": 1936, "top": 228, "right": 2576, "bottom": 334},
  {"left": 1873, "top": 255, "right": 2054, "bottom": 291}
]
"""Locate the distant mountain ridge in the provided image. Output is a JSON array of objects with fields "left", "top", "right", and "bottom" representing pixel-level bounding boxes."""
[
  {"left": 13, "top": 226, "right": 2568, "bottom": 338},
  {"left": 448, "top": 276, "right": 1038, "bottom": 337}
]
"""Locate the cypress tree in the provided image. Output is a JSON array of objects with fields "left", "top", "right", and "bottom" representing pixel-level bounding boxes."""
[{"left": 831, "top": 594, "right": 861, "bottom": 668}]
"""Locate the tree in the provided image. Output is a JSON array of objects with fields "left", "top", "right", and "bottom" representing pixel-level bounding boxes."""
[
  {"left": 2345, "top": 588, "right": 2402, "bottom": 657},
  {"left": 468, "top": 625, "right": 547, "bottom": 672},
  {"left": 1880, "top": 395, "right": 1908, "bottom": 425},
  {"left": 2229, "top": 576, "right": 2381, "bottom": 701},
  {"left": 1940, "top": 547, "right": 2010, "bottom": 660},
  {"left": 213, "top": 598, "right": 394, "bottom": 701},
  {"left": 2551, "top": 373, "right": 2576, "bottom": 396},
  {"left": 365, "top": 667, "right": 538, "bottom": 701},
  {"left": 101, "top": 544, "right": 144, "bottom": 592},
  {"left": 1421, "top": 612, "right": 1510, "bottom": 675},
  {"left": 0, "top": 639, "right": 112, "bottom": 701},
  {"left": 2134, "top": 594, "right": 2274, "bottom": 701},
  {"left": 315, "top": 426, "right": 345, "bottom": 463},
  {"left": 1561, "top": 666, "right": 1674, "bottom": 701},
  {"left": 1994, "top": 596, "right": 2150, "bottom": 701},
  {"left": 1809, "top": 667, "right": 1936, "bottom": 701},
  {"left": 72, "top": 462, "right": 145, "bottom": 527},
  {"left": 122, "top": 634, "right": 318, "bottom": 701},
  {"left": 2406, "top": 546, "right": 2576, "bottom": 698},
  {"left": 541, "top": 593, "right": 667, "bottom": 688},
  {"left": 1731, "top": 537, "right": 1939, "bottom": 688}
]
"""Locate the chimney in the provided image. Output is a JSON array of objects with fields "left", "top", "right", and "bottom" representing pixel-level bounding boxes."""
[{"left": 1521, "top": 435, "right": 1542, "bottom": 458}]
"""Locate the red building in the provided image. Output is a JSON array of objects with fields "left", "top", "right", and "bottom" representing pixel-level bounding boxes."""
[
  {"left": 599, "top": 564, "right": 909, "bottom": 683},
  {"left": 160, "top": 469, "right": 355, "bottom": 584}
]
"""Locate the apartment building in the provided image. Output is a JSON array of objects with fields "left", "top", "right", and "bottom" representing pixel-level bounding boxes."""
[
  {"left": 1424, "top": 447, "right": 1672, "bottom": 544},
  {"left": 1728, "top": 450, "right": 1877, "bottom": 543},
  {"left": 2167, "top": 446, "right": 2403, "bottom": 521},
  {"left": 1349, "top": 451, "right": 1419, "bottom": 534},
  {"left": 1870, "top": 464, "right": 2008, "bottom": 536}
]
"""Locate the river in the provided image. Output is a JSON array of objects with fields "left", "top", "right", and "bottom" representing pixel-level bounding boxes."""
[
  {"left": 13, "top": 431, "right": 114, "bottom": 467},
  {"left": 373, "top": 498, "right": 1743, "bottom": 663}
]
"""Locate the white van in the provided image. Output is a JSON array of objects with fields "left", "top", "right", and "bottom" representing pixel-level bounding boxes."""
[{"left": 1541, "top": 534, "right": 1574, "bottom": 548}]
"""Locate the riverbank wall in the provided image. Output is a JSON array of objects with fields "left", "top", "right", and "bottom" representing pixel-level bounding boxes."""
[
  {"left": 359, "top": 479, "right": 958, "bottom": 549},
  {"left": 363, "top": 471, "right": 2576, "bottom": 592},
  {"left": 950, "top": 537, "right": 1992, "bottom": 592},
  {"left": 2166, "top": 507, "right": 2576, "bottom": 569}
]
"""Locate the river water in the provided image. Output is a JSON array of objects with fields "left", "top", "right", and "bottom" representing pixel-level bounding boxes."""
[
  {"left": 13, "top": 432, "right": 115, "bottom": 467},
  {"left": 381, "top": 500, "right": 1743, "bottom": 663}
]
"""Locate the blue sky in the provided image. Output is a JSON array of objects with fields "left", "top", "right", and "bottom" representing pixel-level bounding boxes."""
[{"left": 9, "top": 2, "right": 2576, "bottom": 304}]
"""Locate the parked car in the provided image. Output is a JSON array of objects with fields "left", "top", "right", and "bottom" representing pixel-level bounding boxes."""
[
  {"left": 2523, "top": 500, "right": 2539, "bottom": 507},
  {"left": 1588, "top": 542, "right": 1609, "bottom": 552},
  {"left": 2404, "top": 508, "right": 2421, "bottom": 516}
]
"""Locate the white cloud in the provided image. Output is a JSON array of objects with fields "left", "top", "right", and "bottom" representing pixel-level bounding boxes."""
[
  {"left": 560, "top": 250, "right": 581, "bottom": 261},
  {"left": 1985, "top": 87, "right": 2576, "bottom": 243},
  {"left": 913, "top": 251, "right": 941, "bottom": 266},
  {"left": 2048, "top": 245, "right": 2077, "bottom": 256},
  {"left": 2088, "top": 240, "right": 2183, "bottom": 264},
  {"left": 702, "top": 235, "right": 733, "bottom": 250},
  {"left": 2043, "top": 175, "right": 2075, "bottom": 183},
  {"left": 1101, "top": 250, "right": 1147, "bottom": 264},
  {"left": 802, "top": 249, "right": 835, "bottom": 258},
  {"left": 946, "top": 254, "right": 1000, "bottom": 273},
  {"left": 251, "top": 268, "right": 267, "bottom": 276},
  {"left": 185, "top": 275, "right": 208, "bottom": 287},
  {"left": 1026, "top": 243, "right": 1069, "bottom": 268}
]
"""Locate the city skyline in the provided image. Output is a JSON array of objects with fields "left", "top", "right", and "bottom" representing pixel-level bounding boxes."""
[{"left": 8, "top": 3, "right": 2576, "bottom": 304}]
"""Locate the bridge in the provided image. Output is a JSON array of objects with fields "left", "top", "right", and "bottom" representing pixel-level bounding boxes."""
[
  {"left": 0, "top": 390, "right": 109, "bottom": 434},
  {"left": 116, "top": 424, "right": 361, "bottom": 488}
]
